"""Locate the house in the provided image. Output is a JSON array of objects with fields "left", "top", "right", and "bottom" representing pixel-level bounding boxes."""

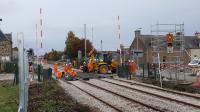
[
  {"left": 12, "top": 47, "right": 18, "bottom": 61},
  {"left": 0, "top": 30, "right": 12, "bottom": 62},
  {"left": 129, "top": 30, "right": 200, "bottom": 64}
]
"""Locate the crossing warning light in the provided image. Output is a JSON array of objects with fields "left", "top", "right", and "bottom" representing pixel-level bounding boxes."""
[
  {"left": 165, "top": 33, "right": 174, "bottom": 53},
  {"left": 165, "top": 33, "right": 174, "bottom": 45}
]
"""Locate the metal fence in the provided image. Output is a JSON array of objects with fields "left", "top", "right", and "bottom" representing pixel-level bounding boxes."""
[{"left": 17, "top": 33, "right": 29, "bottom": 112}]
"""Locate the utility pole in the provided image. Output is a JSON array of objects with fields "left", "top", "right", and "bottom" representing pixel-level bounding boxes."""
[
  {"left": 101, "top": 40, "right": 103, "bottom": 51},
  {"left": 92, "top": 26, "right": 94, "bottom": 45},
  {"left": 84, "top": 24, "right": 87, "bottom": 62},
  {"left": 118, "top": 16, "right": 122, "bottom": 64}
]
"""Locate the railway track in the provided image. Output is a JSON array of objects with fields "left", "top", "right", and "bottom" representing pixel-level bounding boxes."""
[
  {"left": 80, "top": 80, "right": 168, "bottom": 112},
  {"left": 65, "top": 80, "right": 161, "bottom": 112},
  {"left": 113, "top": 78, "right": 200, "bottom": 100},
  {"left": 100, "top": 78, "right": 200, "bottom": 109},
  {"left": 65, "top": 80, "right": 123, "bottom": 112},
  {"left": 52, "top": 65, "right": 200, "bottom": 111}
]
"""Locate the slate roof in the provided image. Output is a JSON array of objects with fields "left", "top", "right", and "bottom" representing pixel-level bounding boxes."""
[
  {"left": 0, "top": 30, "right": 11, "bottom": 42},
  {"left": 131, "top": 34, "right": 200, "bottom": 49}
]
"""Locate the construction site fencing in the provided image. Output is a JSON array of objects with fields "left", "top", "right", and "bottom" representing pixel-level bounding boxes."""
[
  {"left": 117, "top": 63, "right": 130, "bottom": 79},
  {"left": 0, "top": 62, "right": 17, "bottom": 73},
  {"left": 117, "top": 63, "right": 158, "bottom": 79}
]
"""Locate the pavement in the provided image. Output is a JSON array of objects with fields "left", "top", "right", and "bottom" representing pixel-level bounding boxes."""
[{"left": 0, "top": 73, "right": 14, "bottom": 81}]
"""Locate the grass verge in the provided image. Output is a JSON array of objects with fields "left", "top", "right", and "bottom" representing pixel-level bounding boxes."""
[{"left": 0, "top": 81, "right": 18, "bottom": 112}]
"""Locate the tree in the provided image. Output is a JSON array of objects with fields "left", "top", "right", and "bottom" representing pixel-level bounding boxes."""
[
  {"left": 64, "top": 31, "right": 96, "bottom": 59},
  {"left": 44, "top": 49, "right": 63, "bottom": 61},
  {"left": 64, "top": 31, "right": 75, "bottom": 59}
]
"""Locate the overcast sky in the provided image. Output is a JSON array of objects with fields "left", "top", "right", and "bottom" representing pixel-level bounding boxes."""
[{"left": 1, "top": 0, "right": 200, "bottom": 53}]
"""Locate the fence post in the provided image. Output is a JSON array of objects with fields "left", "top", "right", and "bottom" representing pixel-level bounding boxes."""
[
  {"left": 38, "top": 64, "right": 41, "bottom": 82},
  {"left": 147, "top": 62, "right": 150, "bottom": 78},
  {"left": 143, "top": 64, "right": 145, "bottom": 79},
  {"left": 14, "top": 64, "right": 19, "bottom": 85},
  {"left": 17, "top": 33, "right": 28, "bottom": 112}
]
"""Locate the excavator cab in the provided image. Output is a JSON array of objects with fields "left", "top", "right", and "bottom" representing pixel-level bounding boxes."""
[{"left": 96, "top": 53, "right": 112, "bottom": 64}]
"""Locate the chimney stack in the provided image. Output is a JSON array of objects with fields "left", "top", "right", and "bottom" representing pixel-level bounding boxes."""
[
  {"left": 135, "top": 30, "right": 141, "bottom": 38},
  {"left": 195, "top": 32, "right": 200, "bottom": 48}
]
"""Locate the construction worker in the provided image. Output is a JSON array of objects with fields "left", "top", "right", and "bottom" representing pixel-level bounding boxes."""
[
  {"left": 130, "top": 60, "right": 137, "bottom": 79},
  {"left": 57, "top": 71, "right": 62, "bottom": 79},
  {"left": 53, "top": 63, "right": 58, "bottom": 76},
  {"left": 64, "top": 64, "right": 68, "bottom": 75},
  {"left": 68, "top": 63, "right": 72, "bottom": 72},
  {"left": 88, "top": 62, "right": 93, "bottom": 72}
]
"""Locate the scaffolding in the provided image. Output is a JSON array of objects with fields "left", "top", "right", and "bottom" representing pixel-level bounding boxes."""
[{"left": 151, "top": 23, "right": 185, "bottom": 65}]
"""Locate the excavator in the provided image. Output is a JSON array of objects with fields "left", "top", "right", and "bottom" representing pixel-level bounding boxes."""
[{"left": 82, "top": 48, "right": 119, "bottom": 74}]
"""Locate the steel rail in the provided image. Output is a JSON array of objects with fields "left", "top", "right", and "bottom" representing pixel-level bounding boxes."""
[
  {"left": 81, "top": 80, "right": 165, "bottom": 112},
  {"left": 113, "top": 78, "right": 200, "bottom": 100},
  {"left": 102, "top": 79, "right": 200, "bottom": 109},
  {"left": 64, "top": 80, "right": 123, "bottom": 112}
]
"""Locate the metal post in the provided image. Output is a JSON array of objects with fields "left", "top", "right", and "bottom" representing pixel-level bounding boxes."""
[
  {"left": 84, "top": 24, "right": 87, "bottom": 62},
  {"left": 118, "top": 16, "right": 122, "bottom": 64},
  {"left": 17, "top": 32, "right": 28, "bottom": 112},
  {"left": 101, "top": 40, "right": 102, "bottom": 51},
  {"left": 92, "top": 26, "right": 94, "bottom": 45},
  {"left": 158, "top": 53, "right": 162, "bottom": 88}
]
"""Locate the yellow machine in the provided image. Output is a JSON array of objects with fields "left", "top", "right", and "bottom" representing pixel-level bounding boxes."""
[{"left": 83, "top": 48, "right": 119, "bottom": 74}]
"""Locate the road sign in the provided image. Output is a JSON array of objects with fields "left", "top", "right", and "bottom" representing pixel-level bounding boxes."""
[{"left": 133, "top": 49, "right": 144, "bottom": 57}]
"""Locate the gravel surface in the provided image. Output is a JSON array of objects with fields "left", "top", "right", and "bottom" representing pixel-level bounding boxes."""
[
  {"left": 114, "top": 77, "right": 200, "bottom": 97},
  {"left": 59, "top": 80, "right": 116, "bottom": 112},
  {"left": 69, "top": 80, "right": 157, "bottom": 112},
  {"left": 103, "top": 78, "right": 200, "bottom": 107},
  {"left": 88, "top": 79, "right": 200, "bottom": 112}
]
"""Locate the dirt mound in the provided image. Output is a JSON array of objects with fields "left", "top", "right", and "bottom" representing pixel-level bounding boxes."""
[{"left": 28, "top": 81, "right": 92, "bottom": 112}]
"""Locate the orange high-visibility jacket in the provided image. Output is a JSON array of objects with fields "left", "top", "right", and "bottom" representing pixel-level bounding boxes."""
[
  {"left": 64, "top": 65, "right": 68, "bottom": 74},
  {"left": 131, "top": 62, "right": 137, "bottom": 73},
  {"left": 88, "top": 63, "right": 93, "bottom": 72},
  {"left": 72, "top": 71, "right": 77, "bottom": 78},
  {"left": 53, "top": 64, "right": 58, "bottom": 74},
  {"left": 57, "top": 71, "right": 62, "bottom": 78}
]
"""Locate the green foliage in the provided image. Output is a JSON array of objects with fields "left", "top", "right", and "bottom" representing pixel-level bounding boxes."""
[
  {"left": 44, "top": 49, "right": 63, "bottom": 61},
  {"left": 64, "top": 31, "right": 75, "bottom": 59},
  {"left": 0, "top": 83, "right": 18, "bottom": 112},
  {"left": 64, "top": 31, "right": 95, "bottom": 59},
  {"left": 0, "top": 62, "right": 16, "bottom": 73}
]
